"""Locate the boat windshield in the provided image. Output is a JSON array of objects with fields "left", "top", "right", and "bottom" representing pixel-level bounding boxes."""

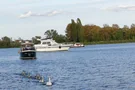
[
  {"left": 42, "top": 42, "right": 51, "bottom": 45},
  {"left": 21, "top": 43, "right": 35, "bottom": 51}
]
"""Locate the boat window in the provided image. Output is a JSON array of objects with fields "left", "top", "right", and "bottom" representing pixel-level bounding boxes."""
[
  {"left": 42, "top": 42, "right": 46, "bottom": 44},
  {"left": 42, "top": 42, "right": 50, "bottom": 44},
  {"left": 47, "top": 42, "right": 50, "bottom": 44}
]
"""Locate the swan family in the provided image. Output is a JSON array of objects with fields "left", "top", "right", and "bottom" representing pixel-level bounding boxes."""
[{"left": 21, "top": 70, "right": 52, "bottom": 86}]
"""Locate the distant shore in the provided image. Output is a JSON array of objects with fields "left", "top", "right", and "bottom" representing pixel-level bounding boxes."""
[
  {"left": 84, "top": 40, "right": 135, "bottom": 45},
  {"left": 1, "top": 40, "right": 135, "bottom": 49}
]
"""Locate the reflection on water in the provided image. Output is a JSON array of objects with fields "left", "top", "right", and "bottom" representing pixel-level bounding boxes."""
[{"left": 0, "top": 43, "right": 135, "bottom": 90}]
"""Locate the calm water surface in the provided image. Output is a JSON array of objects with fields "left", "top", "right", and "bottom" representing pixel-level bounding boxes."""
[{"left": 0, "top": 43, "right": 135, "bottom": 90}]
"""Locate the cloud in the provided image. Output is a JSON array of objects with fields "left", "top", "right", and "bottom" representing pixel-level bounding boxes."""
[
  {"left": 103, "top": 5, "right": 135, "bottom": 12},
  {"left": 19, "top": 11, "right": 32, "bottom": 18},
  {"left": 47, "top": 10, "right": 62, "bottom": 16},
  {"left": 19, "top": 10, "right": 63, "bottom": 18}
]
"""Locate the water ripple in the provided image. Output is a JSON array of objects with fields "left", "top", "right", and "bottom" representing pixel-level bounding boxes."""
[{"left": 0, "top": 43, "right": 135, "bottom": 89}]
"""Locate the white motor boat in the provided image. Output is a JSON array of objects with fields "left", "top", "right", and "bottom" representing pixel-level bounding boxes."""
[{"left": 34, "top": 38, "right": 70, "bottom": 52}]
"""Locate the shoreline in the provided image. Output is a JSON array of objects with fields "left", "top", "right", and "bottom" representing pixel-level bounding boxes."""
[
  {"left": 1, "top": 40, "right": 135, "bottom": 48},
  {"left": 84, "top": 40, "right": 135, "bottom": 45}
]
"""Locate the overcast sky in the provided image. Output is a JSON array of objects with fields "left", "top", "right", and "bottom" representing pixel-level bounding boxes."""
[{"left": 1, "top": 0, "right": 135, "bottom": 40}]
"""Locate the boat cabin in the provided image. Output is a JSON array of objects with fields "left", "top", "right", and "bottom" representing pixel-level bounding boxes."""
[
  {"left": 40, "top": 38, "right": 58, "bottom": 46},
  {"left": 21, "top": 42, "right": 35, "bottom": 51}
]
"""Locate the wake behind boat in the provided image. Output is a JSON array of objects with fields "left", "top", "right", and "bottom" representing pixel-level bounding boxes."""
[{"left": 34, "top": 38, "right": 70, "bottom": 52}]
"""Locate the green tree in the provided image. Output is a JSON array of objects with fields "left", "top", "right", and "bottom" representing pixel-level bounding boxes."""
[
  {"left": 44, "top": 29, "right": 58, "bottom": 39},
  {"left": 76, "top": 18, "right": 84, "bottom": 42},
  {"left": 1, "top": 36, "right": 11, "bottom": 48},
  {"left": 65, "top": 18, "right": 84, "bottom": 42},
  {"left": 32, "top": 36, "right": 41, "bottom": 44},
  {"left": 71, "top": 19, "right": 77, "bottom": 42},
  {"left": 130, "top": 24, "right": 135, "bottom": 39},
  {"left": 55, "top": 34, "right": 67, "bottom": 43}
]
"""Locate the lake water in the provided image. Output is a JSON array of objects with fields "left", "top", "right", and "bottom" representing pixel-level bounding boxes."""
[{"left": 1, "top": 43, "right": 135, "bottom": 90}]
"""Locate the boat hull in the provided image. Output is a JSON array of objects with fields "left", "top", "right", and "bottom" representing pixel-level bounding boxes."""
[
  {"left": 20, "top": 51, "right": 36, "bottom": 60},
  {"left": 70, "top": 43, "right": 85, "bottom": 48},
  {"left": 70, "top": 45, "right": 84, "bottom": 48},
  {"left": 35, "top": 46, "right": 69, "bottom": 52}
]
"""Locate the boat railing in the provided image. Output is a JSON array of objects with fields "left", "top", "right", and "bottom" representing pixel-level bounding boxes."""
[{"left": 21, "top": 47, "right": 35, "bottom": 51}]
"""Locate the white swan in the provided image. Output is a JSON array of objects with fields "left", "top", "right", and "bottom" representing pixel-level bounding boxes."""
[{"left": 46, "top": 77, "right": 52, "bottom": 86}]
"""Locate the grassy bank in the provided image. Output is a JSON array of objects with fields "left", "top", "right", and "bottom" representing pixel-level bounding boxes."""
[{"left": 84, "top": 40, "right": 135, "bottom": 45}]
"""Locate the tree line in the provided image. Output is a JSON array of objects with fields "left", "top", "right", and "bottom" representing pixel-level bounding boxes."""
[
  {"left": 0, "top": 30, "right": 66, "bottom": 48},
  {"left": 65, "top": 18, "right": 135, "bottom": 43},
  {"left": 1, "top": 18, "right": 135, "bottom": 48},
  {"left": 0, "top": 36, "right": 21, "bottom": 48}
]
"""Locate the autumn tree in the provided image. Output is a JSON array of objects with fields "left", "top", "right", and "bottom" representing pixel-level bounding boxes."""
[{"left": 65, "top": 23, "right": 73, "bottom": 41}]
